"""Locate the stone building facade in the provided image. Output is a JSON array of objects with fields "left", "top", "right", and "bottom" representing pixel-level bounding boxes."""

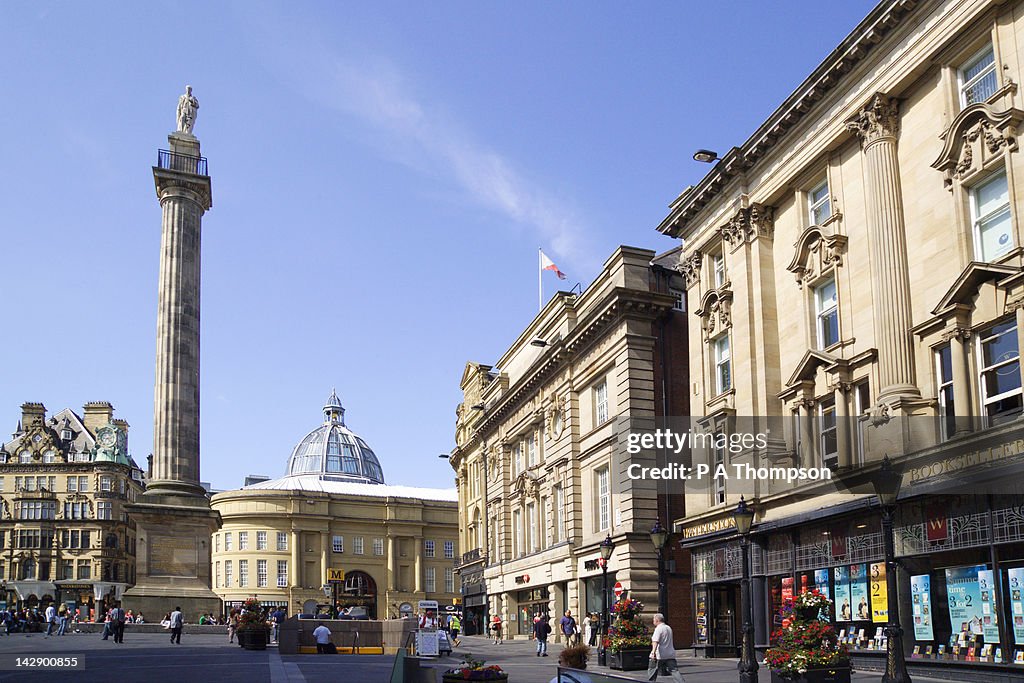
[
  {"left": 210, "top": 393, "right": 459, "bottom": 619},
  {"left": 0, "top": 402, "right": 145, "bottom": 618},
  {"left": 450, "top": 246, "right": 691, "bottom": 642},
  {"left": 657, "top": 0, "right": 1024, "bottom": 673}
]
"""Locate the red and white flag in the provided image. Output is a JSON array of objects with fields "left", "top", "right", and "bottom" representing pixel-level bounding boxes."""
[{"left": 540, "top": 250, "right": 566, "bottom": 280}]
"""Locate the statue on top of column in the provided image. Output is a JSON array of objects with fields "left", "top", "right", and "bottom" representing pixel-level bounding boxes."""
[{"left": 176, "top": 85, "right": 199, "bottom": 135}]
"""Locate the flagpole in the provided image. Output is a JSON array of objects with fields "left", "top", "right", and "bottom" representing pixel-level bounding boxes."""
[{"left": 538, "top": 248, "right": 543, "bottom": 313}]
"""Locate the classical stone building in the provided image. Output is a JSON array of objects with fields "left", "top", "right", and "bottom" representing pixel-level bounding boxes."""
[
  {"left": 0, "top": 402, "right": 145, "bottom": 618},
  {"left": 450, "top": 246, "right": 691, "bottom": 642},
  {"left": 210, "top": 392, "right": 459, "bottom": 618},
  {"left": 657, "top": 0, "right": 1024, "bottom": 674}
]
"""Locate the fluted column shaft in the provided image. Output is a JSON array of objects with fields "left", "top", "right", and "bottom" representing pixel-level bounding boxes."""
[
  {"left": 150, "top": 133, "right": 212, "bottom": 498},
  {"left": 848, "top": 94, "right": 920, "bottom": 402}
]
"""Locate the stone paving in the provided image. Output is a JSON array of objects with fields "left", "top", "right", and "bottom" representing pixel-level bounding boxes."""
[{"left": 0, "top": 630, "right": 953, "bottom": 683}]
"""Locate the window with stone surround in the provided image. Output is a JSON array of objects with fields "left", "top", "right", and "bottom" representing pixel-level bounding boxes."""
[
  {"left": 713, "top": 334, "right": 731, "bottom": 394},
  {"left": 712, "top": 251, "right": 726, "bottom": 288},
  {"left": 373, "top": 538, "right": 384, "bottom": 556},
  {"left": 444, "top": 540, "right": 454, "bottom": 559},
  {"left": 277, "top": 560, "right": 288, "bottom": 587},
  {"left": 814, "top": 278, "right": 839, "bottom": 349},
  {"left": 239, "top": 531, "right": 248, "bottom": 550},
  {"left": 215, "top": 561, "right": 220, "bottom": 588},
  {"left": 818, "top": 397, "right": 837, "bottom": 468},
  {"left": 425, "top": 540, "right": 435, "bottom": 558},
  {"left": 333, "top": 535, "right": 344, "bottom": 553},
  {"left": 554, "top": 485, "right": 565, "bottom": 543},
  {"left": 445, "top": 567, "right": 455, "bottom": 593},
  {"left": 277, "top": 532, "right": 288, "bottom": 551},
  {"left": 225, "top": 560, "right": 233, "bottom": 587},
  {"left": 224, "top": 532, "right": 232, "bottom": 551},
  {"left": 936, "top": 344, "right": 956, "bottom": 440},
  {"left": 959, "top": 45, "right": 997, "bottom": 107},
  {"left": 257, "top": 530, "right": 267, "bottom": 550},
  {"left": 425, "top": 567, "right": 436, "bottom": 593},
  {"left": 512, "top": 508, "right": 523, "bottom": 557},
  {"left": 978, "top": 319, "right": 1022, "bottom": 424},
  {"left": 808, "top": 178, "right": 832, "bottom": 227},
  {"left": 971, "top": 169, "right": 1013, "bottom": 262},
  {"left": 353, "top": 536, "right": 364, "bottom": 555},
  {"left": 257, "top": 559, "right": 267, "bottom": 587},
  {"left": 239, "top": 559, "right": 248, "bottom": 587},
  {"left": 594, "top": 379, "right": 609, "bottom": 426},
  {"left": 595, "top": 466, "right": 610, "bottom": 532}
]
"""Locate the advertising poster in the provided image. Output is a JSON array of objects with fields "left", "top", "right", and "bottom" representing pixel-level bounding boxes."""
[
  {"left": 834, "top": 566, "right": 852, "bottom": 621},
  {"left": 910, "top": 574, "right": 934, "bottom": 641},
  {"left": 978, "top": 569, "right": 1000, "bottom": 643},
  {"left": 850, "top": 563, "right": 870, "bottom": 621},
  {"left": 1007, "top": 568, "right": 1024, "bottom": 644},
  {"left": 815, "top": 568, "right": 830, "bottom": 594},
  {"left": 945, "top": 564, "right": 986, "bottom": 638},
  {"left": 782, "top": 577, "right": 794, "bottom": 607},
  {"left": 870, "top": 561, "right": 888, "bottom": 624}
]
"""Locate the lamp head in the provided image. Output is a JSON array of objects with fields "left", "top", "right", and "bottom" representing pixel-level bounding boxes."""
[
  {"left": 693, "top": 149, "right": 720, "bottom": 163},
  {"left": 599, "top": 533, "right": 615, "bottom": 560},
  {"left": 872, "top": 455, "right": 903, "bottom": 507},
  {"left": 649, "top": 520, "right": 669, "bottom": 549},
  {"left": 733, "top": 496, "right": 755, "bottom": 536}
]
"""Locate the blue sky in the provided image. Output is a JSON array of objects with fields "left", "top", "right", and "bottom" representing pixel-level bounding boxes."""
[{"left": 0, "top": 1, "right": 876, "bottom": 491}]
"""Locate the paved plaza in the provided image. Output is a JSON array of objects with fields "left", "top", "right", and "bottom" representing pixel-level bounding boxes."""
[{"left": 0, "top": 631, "right": 954, "bottom": 683}]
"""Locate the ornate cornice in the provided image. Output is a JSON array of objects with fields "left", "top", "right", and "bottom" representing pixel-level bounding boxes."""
[
  {"left": 656, "top": 0, "right": 921, "bottom": 237},
  {"left": 846, "top": 93, "right": 899, "bottom": 147}
]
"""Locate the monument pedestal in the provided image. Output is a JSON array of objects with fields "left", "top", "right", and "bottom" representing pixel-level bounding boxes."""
[{"left": 122, "top": 494, "right": 222, "bottom": 621}]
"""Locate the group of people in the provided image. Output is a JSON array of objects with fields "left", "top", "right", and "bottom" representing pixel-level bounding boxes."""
[
  {"left": 224, "top": 604, "right": 287, "bottom": 644},
  {"left": 0, "top": 607, "right": 64, "bottom": 635}
]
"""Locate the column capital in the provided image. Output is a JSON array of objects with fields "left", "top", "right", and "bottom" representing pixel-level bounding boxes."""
[{"left": 846, "top": 93, "right": 900, "bottom": 147}]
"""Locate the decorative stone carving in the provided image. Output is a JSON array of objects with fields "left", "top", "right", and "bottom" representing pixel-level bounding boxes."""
[
  {"left": 676, "top": 250, "right": 702, "bottom": 288},
  {"left": 940, "top": 327, "right": 971, "bottom": 343},
  {"left": 695, "top": 289, "right": 733, "bottom": 342},
  {"left": 718, "top": 203, "right": 775, "bottom": 247},
  {"left": 932, "top": 102, "right": 1023, "bottom": 189},
  {"left": 846, "top": 93, "right": 899, "bottom": 147},
  {"left": 786, "top": 226, "right": 848, "bottom": 287}
]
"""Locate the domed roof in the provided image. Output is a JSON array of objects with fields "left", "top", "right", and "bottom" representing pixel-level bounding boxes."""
[{"left": 285, "top": 391, "right": 385, "bottom": 485}]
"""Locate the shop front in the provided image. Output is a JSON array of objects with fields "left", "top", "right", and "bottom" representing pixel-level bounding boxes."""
[
  {"left": 54, "top": 582, "right": 96, "bottom": 620},
  {"left": 460, "top": 566, "right": 487, "bottom": 635}
]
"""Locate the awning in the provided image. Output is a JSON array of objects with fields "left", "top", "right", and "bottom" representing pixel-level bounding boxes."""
[{"left": 9, "top": 581, "right": 56, "bottom": 600}]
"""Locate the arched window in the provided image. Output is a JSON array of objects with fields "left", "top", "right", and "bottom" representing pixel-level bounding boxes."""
[{"left": 343, "top": 571, "right": 377, "bottom": 596}]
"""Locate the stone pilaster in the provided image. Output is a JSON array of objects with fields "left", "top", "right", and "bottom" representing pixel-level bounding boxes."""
[{"left": 846, "top": 94, "right": 921, "bottom": 403}]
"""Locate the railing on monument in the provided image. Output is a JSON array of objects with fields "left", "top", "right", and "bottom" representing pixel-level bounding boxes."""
[{"left": 157, "top": 149, "right": 208, "bottom": 176}]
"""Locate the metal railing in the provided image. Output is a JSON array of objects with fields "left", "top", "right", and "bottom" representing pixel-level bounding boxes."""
[{"left": 157, "top": 149, "right": 208, "bottom": 176}]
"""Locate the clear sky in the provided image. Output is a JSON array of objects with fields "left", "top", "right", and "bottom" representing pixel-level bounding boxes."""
[{"left": 0, "top": 1, "right": 877, "bottom": 491}]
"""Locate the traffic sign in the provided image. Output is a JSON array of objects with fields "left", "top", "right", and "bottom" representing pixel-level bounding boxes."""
[
  {"left": 613, "top": 582, "right": 624, "bottom": 598},
  {"left": 327, "top": 568, "right": 345, "bottom": 583}
]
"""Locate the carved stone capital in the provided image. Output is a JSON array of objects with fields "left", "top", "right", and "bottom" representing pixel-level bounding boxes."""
[
  {"left": 940, "top": 326, "right": 971, "bottom": 343},
  {"left": 719, "top": 204, "right": 775, "bottom": 248},
  {"left": 677, "top": 250, "right": 702, "bottom": 288},
  {"left": 847, "top": 93, "right": 900, "bottom": 146}
]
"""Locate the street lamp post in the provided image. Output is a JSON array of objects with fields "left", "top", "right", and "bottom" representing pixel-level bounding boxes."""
[
  {"left": 597, "top": 534, "right": 615, "bottom": 667},
  {"left": 649, "top": 521, "right": 669, "bottom": 617},
  {"left": 734, "top": 496, "right": 757, "bottom": 683},
  {"left": 874, "top": 456, "right": 911, "bottom": 683}
]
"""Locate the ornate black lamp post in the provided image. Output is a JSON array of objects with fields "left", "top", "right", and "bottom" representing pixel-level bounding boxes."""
[
  {"left": 734, "top": 496, "right": 758, "bottom": 683},
  {"left": 874, "top": 456, "right": 911, "bottom": 683},
  {"left": 649, "top": 521, "right": 669, "bottom": 616},
  {"left": 597, "top": 534, "right": 615, "bottom": 666}
]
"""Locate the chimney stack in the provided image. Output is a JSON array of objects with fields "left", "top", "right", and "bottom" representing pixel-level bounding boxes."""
[
  {"left": 20, "top": 403, "right": 47, "bottom": 429},
  {"left": 82, "top": 402, "right": 114, "bottom": 436}
]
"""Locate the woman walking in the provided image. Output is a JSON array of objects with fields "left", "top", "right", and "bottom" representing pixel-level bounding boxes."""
[
  {"left": 227, "top": 609, "right": 239, "bottom": 644},
  {"left": 490, "top": 615, "right": 502, "bottom": 644}
]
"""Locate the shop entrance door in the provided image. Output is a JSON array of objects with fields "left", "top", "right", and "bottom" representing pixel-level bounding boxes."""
[{"left": 710, "top": 584, "right": 739, "bottom": 657}]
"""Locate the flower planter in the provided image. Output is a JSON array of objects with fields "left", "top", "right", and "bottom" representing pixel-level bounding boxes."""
[
  {"left": 770, "top": 666, "right": 852, "bottom": 683},
  {"left": 441, "top": 673, "right": 509, "bottom": 682},
  {"left": 608, "top": 648, "right": 650, "bottom": 671},
  {"left": 238, "top": 628, "right": 269, "bottom": 650}
]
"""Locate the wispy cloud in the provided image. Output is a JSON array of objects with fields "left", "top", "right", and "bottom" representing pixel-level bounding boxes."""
[{"left": 238, "top": 4, "right": 590, "bottom": 265}]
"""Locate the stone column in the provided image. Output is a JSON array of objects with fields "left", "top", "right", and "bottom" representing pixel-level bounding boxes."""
[
  {"left": 291, "top": 531, "right": 301, "bottom": 587},
  {"left": 149, "top": 131, "right": 212, "bottom": 497},
  {"left": 123, "top": 92, "right": 221, "bottom": 621},
  {"left": 387, "top": 536, "right": 396, "bottom": 591},
  {"left": 320, "top": 531, "right": 329, "bottom": 585},
  {"left": 947, "top": 328, "right": 972, "bottom": 435},
  {"left": 847, "top": 94, "right": 920, "bottom": 403},
  {"left": 834, "top": 383, "right": 852, "bottom": 468},
  {"left": 797, "top": 400, "right": 814, "bottom": 468},
  {"left": 414, "top": 544, "right": 423, "bottom": 593}
]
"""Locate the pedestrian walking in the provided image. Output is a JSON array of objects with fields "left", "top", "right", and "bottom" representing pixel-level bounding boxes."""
[
  {"left": 271, "top": 607, "right": 286, "bottom": 643},
  {"left": 227, "top": 610, "right": 239, "bottom": 644},
  {"left": 108, "top": 604, "right": 126, "bottom": 644},
  {"left": 100, "top": 613, "right": 112, "bottom": 640},
  {"left": 44, "top": 603, "right": 56, "bottom": 637},
  {"left": 647, "top": 613, "right": 685, "bottom": 682},
  {"left": 490, "top": 615, "right": 502, "bottom": 644},
  {"left": 533, "top": 614, "right": 552, "bottom": 657},
  {"left": 57, "top": 604, "right": 68, "bottom": 636},
  {"left": 169, "top": 606, "right": 183, "bottom": 644},
  {"left": 560, "top": 610, "right": 578, "bottom": 646},
  {"left": 448, "top": 613, "right": 461, "bottom": 647}
]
